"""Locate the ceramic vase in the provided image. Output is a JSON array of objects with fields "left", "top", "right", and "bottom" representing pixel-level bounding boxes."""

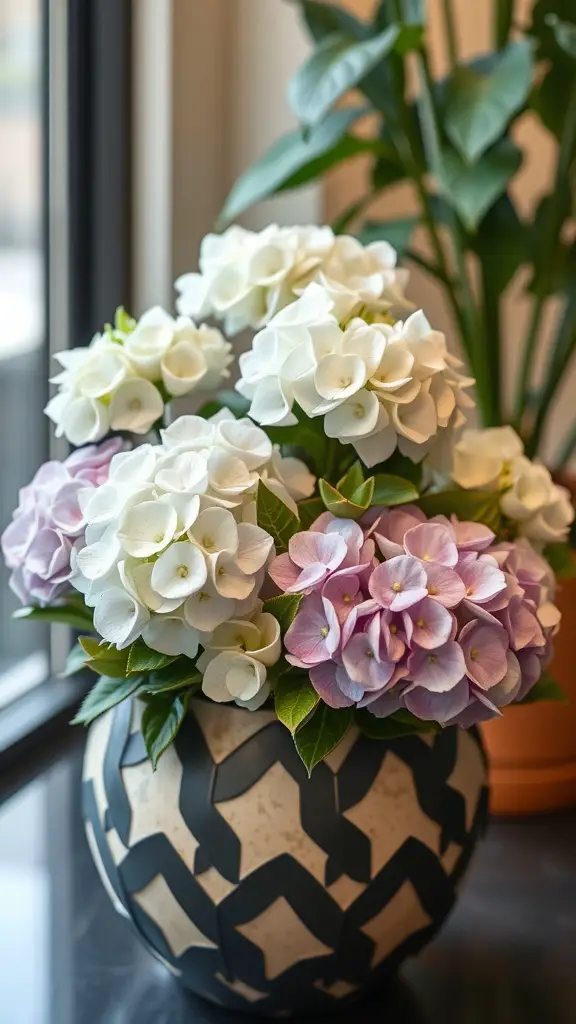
[{"left": 82, "top": 698, "right": 488, "bottom": 1016}]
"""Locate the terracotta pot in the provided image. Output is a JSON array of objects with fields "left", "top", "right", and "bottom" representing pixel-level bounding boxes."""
[
  {"left": 482, "top": 570, "right": 576, "bottom": 816},
  {"left": 82, "top": 698, "right": 487, "bottom": 1016}
]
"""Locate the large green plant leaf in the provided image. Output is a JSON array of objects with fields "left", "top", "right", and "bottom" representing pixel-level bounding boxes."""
[
  {"left": 295, "top": 703, "right": 354, "bottom": 775},
  {"left": 299, "top": 1, "right": 369, "bottom": 42},
  {"left": 357, "top": 217, "right": 419, "bottom": 256},
  {"left": 436, "top": 139, "right": 522, "bottom": 232},
  {"left": 471, "top": 194, "right": 526, "bottom": 295},
  {"left": 275, "top": 674, "right": 320, "bottom": 735},
  {"left": 61, "top": 642, "right": 90, "bottom": 678},
  {"left": 374, "top": 0, "right": 424, "bottom": 26},
  {"left": 142, "top": 692, "right": 189, "bottom": 768},
  {"left": 72, "top": 674, "right": 144, "bottom": 726},
  {"left": 532, "top": 1, "right": 576, "bottom": 64},
  {"left": 140, "top": 659, "right": 201, "bottom": 694},
  {"left": 444, "top": 42, "right": 533, "bottom": 164},
  {"left": 257, "top": 481, "right": 300, "bottom": 553},
  {"left": 218, "top": 105, "right": 365, "bottom": 225},
  {"left": 547, "top": 14, "right": 576, "bottom": 58},
  {"left": 288, "top": 26, "right": 400, "bottom": 129}
]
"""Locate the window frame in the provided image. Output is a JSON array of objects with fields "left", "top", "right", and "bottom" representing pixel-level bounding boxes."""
[{"left": 0, "top": 0, "right": 133, "bottom": 769}]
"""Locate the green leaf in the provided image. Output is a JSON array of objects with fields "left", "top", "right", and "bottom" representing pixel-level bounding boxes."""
[
  {"left": 471, "top": 194, "right": 526, "bottom": 295},
  {"left": 532, "top": 1, "right": 576, "bottom": 63},
  {"left": 543, "top": 542, "right": 576, "bottom": 579},
  {"left": 115, "top": 306, "right": 136, "bottom": 335},
  {"left": 288, "top": 26, "right": 400, "bottom": 129},
  {"left": 417, "top": 489, "right": 502, "bottom": 534},
  {"left": 71, "top": 674, "right": 143, "bottom": 726},
  {"left": 14, "top": 601, "right": 93, "bottom": 632},
  {"left": 374, "top": 0, "right": 424, "bottom": 27},
  {"left": 79, "top": 637, "right": 131, "bottom": 678},
  {"left": 372, "top": 473, "right": 419, "bottom": 506},
  {"left": 319, "top": 476, "right": 374, "bottom": 519},
  {"left": 281, "top": 134, "right": 384, "bottom": 193},
  {"left": 275, "top": 674, "right": 320, "bottom": 735},
  {"left": 436, "top": 138, "right": 522, "bottom": 232},
  {"left": 300, "top": 1, "right": 368, "bottom": 43},
  {"left": 218, "top": 106, "right": 366, "bottom": 225},
  {"left": 546, "top": 14, "right": 576, "bottom": 59},
  {"left": 517, "top": 672, "right": 568, "bottom": 705},
  {"left": 60, "top": 642, "right": 89, "bottom": 678},
  {"left": 444, "top": 42, "right": 533, "bottom": 164},
  {"left": 294, "top": 703, "right": 354, "bottom": 775},
  {"left": 337, "top": 460, "right": 364, "bottom": 498},
  {"left": 141, "top": 692, "right": 190, "bottom": 768},
  {"left": 127, "top": 638, "right": 177, "bottom": 674},
  {"left": 262, "top": 593, "right": 303, "bottom": 633},
  {"left": 357, "top": 217, "right": 419, "bottom": 256},
  {"left": 356, "top": 709, "right": 439, "bottom": 739},
  {"left": 266, "top": 409, "right": 328, "bottom": 475},
  {"left": 257, "top": 481, "right": 300, "bottom": 553},
  {"left": 298, "top": 497, "right": 325, "bottom": 529},
  {"left": 141, "top": 663, "right": 201, "bottom": 695},
  {"left": 371, "top": 450, "right": 423, "bottom": 488}
]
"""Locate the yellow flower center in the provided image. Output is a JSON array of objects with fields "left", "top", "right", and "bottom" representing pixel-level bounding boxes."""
[
  {"left": 416, "top": 618, "right": 426, "bottom": 628},
  {"left": 428, "top": 584, "right": 439, "bottom": 596},
  {"left": 177, "top": 565, "right": 189, "bottom": 578},
  {"left": 320, "top": 626, "right": 329, "bottom": 638},
  {"left": 392, "top": 582, "right": 402, "bottom": 592},
  {"left": 470, "top": 647, "right": 479, "bottom": 661},
  {"left": 389, "top": 624, "right": 397, "bottom": 634},
  {"left": 428, "top": 654, "right": 438, "bottom": 664}
]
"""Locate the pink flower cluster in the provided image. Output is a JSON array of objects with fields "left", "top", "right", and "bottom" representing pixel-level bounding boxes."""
[
  {"left": 269, "top": 506, "right": 558, "bottom": 727},
  {"left": 1, "top": 438, "right": 123, "bottom": 606}
]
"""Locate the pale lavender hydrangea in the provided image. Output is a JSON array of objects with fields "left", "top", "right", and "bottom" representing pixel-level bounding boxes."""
[
  {"left": 1, "top": 438, "right": 123, "bottom": 606},
  {"left": 268, "top": 508, "right": 558, "bottom": 728}
]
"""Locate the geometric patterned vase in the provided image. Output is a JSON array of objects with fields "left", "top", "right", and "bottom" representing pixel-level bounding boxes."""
[{"left": 82, "top": 698, "right": 488, "bottom": 1017}]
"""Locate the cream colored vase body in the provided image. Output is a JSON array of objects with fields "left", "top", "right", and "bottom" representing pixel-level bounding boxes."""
[{"left": 82, "top": 698, "right": 488, "bottom": 1016}]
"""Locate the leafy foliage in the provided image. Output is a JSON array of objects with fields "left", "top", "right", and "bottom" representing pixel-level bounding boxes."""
[
  {"left": 262, "top": 593, "right": 303, "bottom": 633},
  {"left": 418, "top": 489, "right": 502, "bottom": 534},
  {"left": 294, "top": 703, "right": 354, "bottom": 775},
  {"left": 356, "top": 709, "right": 439, "bottom": 739},
  {"left": 127, "top": 638, "right": 177, "bottom": 674},
  {"left": 319, "top": 476, "right": 374, "bottom": 519},
  {"left": 288, "top": 26, "right": 400, "bottom": 128},
  {"left": 517, "top": 673, "right": 567, "bottom": 705},
  {"left": 142, "top": 692, "right": 190, "bottom": 769},
  {"left": 372, "top": 474, "right": 420, "bottom": 506},
  {"left": 72, "top": 675, "right": 144, "bottom": 726},
  {"left": 543, "top": 542, "right": 576, "bottom": 579},
  {"left": 14, "top": 600, "right": 93, "bottom": 632},
  {"left": 275, "top": 674, "right": 320, "bottom": 735},
  {"left": 257, "top": 481, "right": 300, "bottom": 553}
]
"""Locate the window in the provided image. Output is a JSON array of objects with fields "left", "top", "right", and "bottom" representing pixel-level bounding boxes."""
[
  {"left": 0, "top": 0, "right": 49, "bottom": 709},
  {"left": 0, "top": 1, "right": 132, "bottom": 759}
]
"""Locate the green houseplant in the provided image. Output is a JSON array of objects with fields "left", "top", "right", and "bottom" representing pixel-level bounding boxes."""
[
  {"left": 220, "top": 0, "right": 576, "bottom": 465},
  {"left": 217, "top": 0, "right": 576, "bottom": 814}
]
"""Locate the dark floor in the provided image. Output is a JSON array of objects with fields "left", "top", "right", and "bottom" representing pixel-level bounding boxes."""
[{"left": 0, "top": 733, "right": 575, "bottom": 1024}]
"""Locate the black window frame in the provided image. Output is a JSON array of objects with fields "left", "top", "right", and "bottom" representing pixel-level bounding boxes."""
[{"left": 0, "top": 0, "right": 133, "bottom": 773}]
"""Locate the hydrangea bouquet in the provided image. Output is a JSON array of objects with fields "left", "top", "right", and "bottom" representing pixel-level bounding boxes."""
[{"left": 3, "top": 226, "right": 574, "bottom": 773}]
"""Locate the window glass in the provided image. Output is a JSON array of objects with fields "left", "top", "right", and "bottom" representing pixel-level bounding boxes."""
[{"left": 0, "top": 0, "right": 49, "bottom": 707}]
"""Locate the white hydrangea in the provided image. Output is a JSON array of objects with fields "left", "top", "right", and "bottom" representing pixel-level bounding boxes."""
[
  {"left": 175, "top": 223, "right": 411, "bottom": 335},
  {"left": 197, "top": 607, "right": 282, "bottom": 709},
  {"left": 45, "top": 306, "right": 233, "bottom": 446},
  {"left": 70, "top": 410, "right": 314, "bottom": 659},
  {"left": 236, "top": 283, "right": 474, "bottom": 468},
  {"left": 452, "top": 427, "right": 574, "bottom": 545}
]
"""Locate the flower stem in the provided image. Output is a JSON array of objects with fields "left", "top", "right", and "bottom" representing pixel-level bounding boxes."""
[
  {"left": 442, "top": 0, "right": 458, "bottom": 69},
  {"left": 557, "top": 422, "right": 576, "bottom": 469}
]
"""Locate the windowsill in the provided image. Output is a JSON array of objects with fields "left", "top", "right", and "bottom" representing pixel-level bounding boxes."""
[{"left": 0, "top": 673, "right": 89, "bottom": 781}]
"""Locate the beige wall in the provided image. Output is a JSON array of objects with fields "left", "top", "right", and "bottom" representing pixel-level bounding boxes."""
[{"left": 324, "top": 0, "right": 572, "bottom": 463}]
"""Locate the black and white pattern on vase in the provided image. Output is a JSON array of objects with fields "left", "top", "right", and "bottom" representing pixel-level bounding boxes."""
[{"left": 82, "top": 698, "right": 488, "bottom": 1017}]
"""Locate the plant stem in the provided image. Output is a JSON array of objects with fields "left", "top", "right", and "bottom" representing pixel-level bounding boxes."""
[
  {"left": 526, "top": 295, "right": 576, "bottom": 458},
  {"left": 516, "top": 76, "right": 576, "bottom": 444},
  {"left": 405, "top": 249, "right": 453, "bottom": 287},
  {"left": 513, "top": 293, "right": 546, "bottom": 433},
  {"left": 557, "top": 423, "right": 576, "bottom": 469},
  {"left": 494, "top": 0, "right": 514, "bottom": 50},
  {"left": 441, "top": 0, "right": 458, "bottom": 69},
  {"left": 480, "top": 264, "right": 501, "bottom": 425}
]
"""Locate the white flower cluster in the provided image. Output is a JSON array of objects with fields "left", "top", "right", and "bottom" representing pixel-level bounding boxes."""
[
  {"left": 175, "top": 223, "right": 410, "bottom": 335},
  {"left": 45, "top": 307, "right": 233, "bottom": 446},
  {"left": 70, "top": 411, "right": 315, "bottom": 669},
  {"left": 236, "top": 283, "right": 473, "bottom": 468},
  {"left": 196, "top": 609, "right": 282, "bottom": 710},
  {"left": 452, "top": 427, "right": 574, "bottom": 545}
]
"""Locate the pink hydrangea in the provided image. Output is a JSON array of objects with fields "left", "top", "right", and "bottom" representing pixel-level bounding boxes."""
[
  {"left": 268, "top": 508, "right": 558, "bottom": 728},
  {"left": 1, "top": 438, "right": 124, "bottom": 606}
]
